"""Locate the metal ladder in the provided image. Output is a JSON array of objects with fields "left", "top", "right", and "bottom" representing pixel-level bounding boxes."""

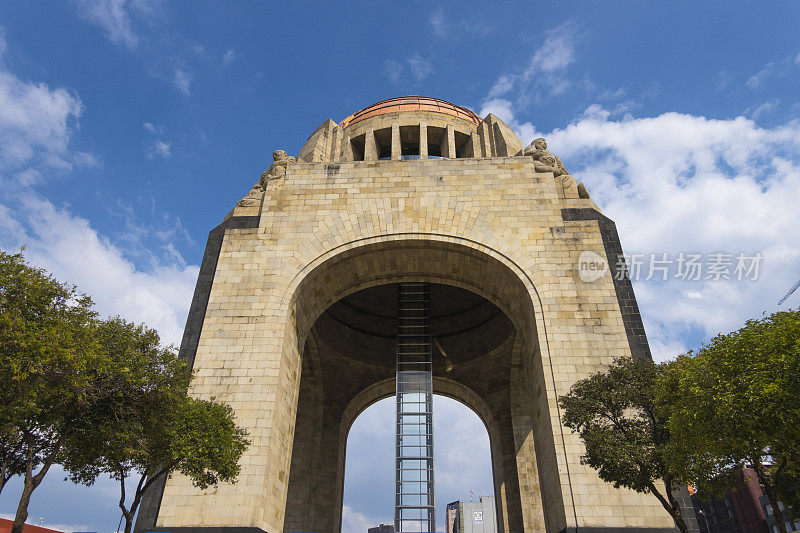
[{"left": 395, "top": 282, "right": 435, "bottom": 533}]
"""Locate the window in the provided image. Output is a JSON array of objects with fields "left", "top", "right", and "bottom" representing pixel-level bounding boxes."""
[
  {"left": 350, "top": 134, "right": 365, "bottom": 161},
  {"left": 375, "top": 127, "right": 392, "bottom": 160},
  {"left": 399, "top": 126, "right": 419, "bottom": 159}
]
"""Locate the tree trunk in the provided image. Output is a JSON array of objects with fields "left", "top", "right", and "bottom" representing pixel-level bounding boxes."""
[
  {"left": 120, "top": 468, "right": 170, "bottom": 533},
  {"left": 12, "top": 459, "right": 53, "bottom": 533},
  {"left": 11, "top": 475, "right": 35, "bottom": 533},
  {"left": 122, "top": 511, "right": 135, "bottom": 533},
  {"left": 1, "top": 458, "right": 8, "bottom": 495},
  {"left": 647, "top": 480, "right": 690, "bottom": 533},
  {"left": 664, "top": 481, "right": 690, "bottom": 533}
]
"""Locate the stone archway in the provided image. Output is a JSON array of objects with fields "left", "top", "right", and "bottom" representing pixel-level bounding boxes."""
[
  {"left": 136, "top": 95, "right": 677, "bottom": 533},
  {"left": 278, "top": 237, "right": 566, "bottom": 533}
]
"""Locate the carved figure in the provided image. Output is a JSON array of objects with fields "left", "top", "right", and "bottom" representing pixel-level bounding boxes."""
[
  {"left": 523, "top": 138, "right": 558, "bottom": 173},
  {"left": 260, "top": 149, "right": 297, "bottom": 187},
  {"left": 237, "top": 183, "right": 263, "bottom": 207},
  {"left": 525, "top": 138, "right": 571, "bottom": 182},
  {"left": 524, "top": 138, "right": 590, "bottom": 197}
]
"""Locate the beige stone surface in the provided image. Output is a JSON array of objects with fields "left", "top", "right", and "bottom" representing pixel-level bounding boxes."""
[{"left": 155, "top": 103, "right": 671, "bottom": 532}]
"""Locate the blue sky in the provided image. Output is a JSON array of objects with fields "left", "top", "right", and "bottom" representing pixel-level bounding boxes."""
[{"left": 1, "top": 1, "right": 799, "bottom": 532}]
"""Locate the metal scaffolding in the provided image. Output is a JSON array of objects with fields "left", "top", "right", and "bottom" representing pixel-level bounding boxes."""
[{"left": 395, "top": 282, "right": 435, "bottom": 533}]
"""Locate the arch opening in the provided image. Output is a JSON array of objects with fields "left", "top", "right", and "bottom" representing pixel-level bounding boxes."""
[
  {"left": 342, "top": 394, "right": 496, "bottom": 533},
  {"left": 279, "top": 238, "right": 568, "bottom": 533}
]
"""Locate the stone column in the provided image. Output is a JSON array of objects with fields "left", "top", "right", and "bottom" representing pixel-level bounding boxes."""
[
  {"left": 443, "top": 124, "right": 456, "bottom": 159},
  {"left": 419, "top": 122, "right": 428, "bottom": 159},
  {"left": 392, "top": 122, "right": 401, "bottom": 160},
  {"left": 478, "top": 122, "right": 492, "bottom": 157},
  {"left": 469, "top": 132, "right": 482, "bottom": 158},
  {"left": 340, "top": 135, "right": 353, "bottom": 161},
  {"left": 330, "top": 126, "right": 341, "bottom": 162},
  {"left": 364, "top": 127, "right": 377, "bottom": 161}
]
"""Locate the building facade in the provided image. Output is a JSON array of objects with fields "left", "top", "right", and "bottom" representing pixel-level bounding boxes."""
[
  {"left": 368, "top": 525, "right": 395, "bottom": 533},
  {"left": 134, "top": 96, "right": 687, "bottom": 533},
  {"left": 447, "top": 497, "right": 499, "bottom": 533}
]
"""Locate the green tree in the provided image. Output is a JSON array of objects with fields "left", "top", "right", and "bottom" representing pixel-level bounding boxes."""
[
  {"left": 64, "top": 318, "right": 250, "bottom": 533},
  {"left": 559, "top": 356, "right": 692, "bottom": 533},
  {"left": 0, "top": 250, "right": 102, "bottom": 533},
  {"left": 660, "top": 310, "right": 800, "bottom": 533},
  {"left": 0, "top": 427, "right": 25, "bottom": 495}
]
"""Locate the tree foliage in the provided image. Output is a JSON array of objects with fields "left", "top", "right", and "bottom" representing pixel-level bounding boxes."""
[
  {"left": 1, "top": 251, "right": 249, "bottom": 533},
  {"left": 63, "top": 318, "right": 250, "bottom": 533},
  {"left": 0, "top": 250, "right": 101, "bottom": 533},
  {"left": 558, "top": 356, "right": 692, "bottom": 533},
  {"left": 659, "top": 309, "right": 800, "bottom": 533}
]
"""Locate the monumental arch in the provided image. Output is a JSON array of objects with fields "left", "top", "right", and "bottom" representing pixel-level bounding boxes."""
[{"left": 136, "top": 96, "right": 677, "bottom": 533}]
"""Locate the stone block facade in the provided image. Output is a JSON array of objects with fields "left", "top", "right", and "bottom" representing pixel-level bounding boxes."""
[{"left": 135, "top": 97, "right": 684, "bottom": 533}]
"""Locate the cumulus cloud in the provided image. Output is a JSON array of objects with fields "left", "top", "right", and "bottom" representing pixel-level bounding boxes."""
[
  {"left": 528, "top": 109, "right": 800, "bottom": 358},
  {"left": 0, "top": 33, "right": 195, "bottom": 347},
  {"left": 341, "top": 506, "right": 376, "bottom": 533},
  {"left": 526, "top": 23, "right": 576, "bottom": 74},
  {"left": 479, "top": 98, "right": 536, "bottom": 144},
  {"left": 0, "top": 194, "right": 197, "bottom": 346},
  {"left": 173, "top": 68, "right": 192, "bottom": 95},
  {"left": 223, "top": 48, "right": 235, "bottom": 64},
  {"left": 0, "top": 66, "right": 84, "bottom": 175}
]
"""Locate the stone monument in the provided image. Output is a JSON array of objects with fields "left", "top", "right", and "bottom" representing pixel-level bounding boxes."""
[{"left": 134, "top": 96, "right": 681, "bottom": 533}]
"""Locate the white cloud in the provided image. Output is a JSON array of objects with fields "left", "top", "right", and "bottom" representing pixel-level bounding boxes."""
[
  {"left": 479, "top": 98, "right": 536, "bottom": 143},
  {"left": 488, "top": 74, "right": 513, "bottom": 99},
  {"left": 0, "top": 194, "right": 197, "bottom": 346},
  {"left": 746, "top": 52, "right": 800, "bottom": 89},
  {"left": 406, "top": 55, "right": 434, "bottom": 84},
  {"left": 384, "top": 59, "right": 402, "bottom": 83},
  {"left": 526, "top": 23, "right": 576, "bottom": 74},
  {"left": 429, "top": 8, "right": 446, "bottom": 37},
  {"left": 427, "top": 8, "right": 493, "bottom": 39},
  {"left": 142, "top": 122, "right": 170, "bottom": 159},
  {"left": 223, "top": 48, "right": 235, "bottom": 65},
  {"left": 748, "top": 100, "right": 780, "bottom": 120},
  {"left": 0, "top": 68, "right": 84, "bottom": 174},
  {"left": 746, "top": 62, "right": 775, "bottom": 89},
  {"left": 145, "top": 139, "right": 170, "bottom": 159},
  {"left": 483, "top": 22, "right": 577, "bottom": 107},
  {"left": 384, "top": 56, "right": 434, "bottom": 85},
  {"left": 341, "top": 506, "right": 375, "bottom": 533},
  {"left": 528, "top": 108, "right": 800, "bottom": 359},
  {"left": 173, "top": 68, "right": 192, "bottom": 95},
  {"left": 344, "top": 396, "right": 493, "bottom": 530},
  {"left": 0, "top": 33, "right": 195, "bottom": 347},
  {"left": 74, "top": 0, "right": 163, "bottom": 49},
  {"left": 143, "top": 121, "right": 163, "bottom": 134},
  {"left": 74, "top": 0, "right": 138, "bottom": 49}
]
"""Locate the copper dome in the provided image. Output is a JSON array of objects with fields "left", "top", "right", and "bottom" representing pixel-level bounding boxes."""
[{"left": 339, "top": 96, "right": 481, "bottom": 129}]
